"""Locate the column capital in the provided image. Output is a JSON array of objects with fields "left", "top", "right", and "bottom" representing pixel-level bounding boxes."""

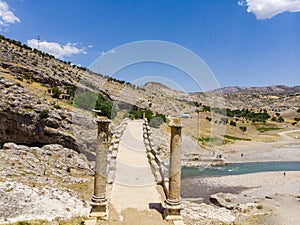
[
  {"left": 95, "top": 118, "right": 112, "bottom": 124},
  {"left": 168, "top": 117, "right": 183, "bottom": 128}
]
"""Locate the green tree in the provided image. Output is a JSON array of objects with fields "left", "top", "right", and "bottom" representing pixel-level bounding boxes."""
[
  {"left": 230, "top": 120, "right": 236, "bottom": 127},
  {"left": 277, "top": 116, "right": 284, "bottom": 123},
  {"left": 95, "top": 93, "right": 116, "bottom": 119},
  {"left": 239, "top": 126, "right": 247, "bottom": 134},
  {"left": 39, "top": 110, "right": 49, "bottom": 120},
  {"left": 52, "top": 86, "right": 61, "bottom": 99}
]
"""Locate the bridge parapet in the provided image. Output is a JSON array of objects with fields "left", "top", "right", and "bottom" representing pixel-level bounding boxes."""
[
  {"left": 107, "top": 118, "right": 129, "bottom": 184},
  {"left": 142, "top": 119, "right": 169, "bottom": 195}
]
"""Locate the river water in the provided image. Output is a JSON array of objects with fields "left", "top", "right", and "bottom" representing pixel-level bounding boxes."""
[
  {"left": 182, "top": 161, "right": 300, "bottom": 178},
  {"left": 181, "top": 161, "right": 300, "bottom": 201}
]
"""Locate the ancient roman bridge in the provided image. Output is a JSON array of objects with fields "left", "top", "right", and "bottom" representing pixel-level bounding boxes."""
[{"left": 87, "top": 117, "right": 185, "bottom": 224}]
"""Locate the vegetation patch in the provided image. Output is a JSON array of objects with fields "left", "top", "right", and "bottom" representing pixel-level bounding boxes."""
[
  {"left": 8, "top": 217, "right": 87, "bottom": 225},
  {"left": 39, "top": 110, "right": 49, "bottom": 120},
  {"left": 255, "top": 124, "right": 281, "bottom": 133},
  {"left": 73, "top": 90, "right": 116, "bottom": 119},
  {"left": 129, "top": 108, "right": 166, "bottom": 128},
  {"left": 224, "top": 135, "right": 251, "bottom": 141},
  {"left": 197, "top": 136, "right": 230, "bottom": 145}
]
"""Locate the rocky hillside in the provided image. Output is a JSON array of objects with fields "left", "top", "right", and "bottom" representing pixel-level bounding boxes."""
[
  {"left": 0, "top": 143, "right": 93, "bottom": 223},
  {"left": 192, "top": 85, "right": 300, "bottom": 110}
]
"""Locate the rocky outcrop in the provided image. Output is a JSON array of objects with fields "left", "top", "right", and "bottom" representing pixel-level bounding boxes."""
[
  {"left": 182, "top": 201, "right": 236, "bottom": 225},
  {"left": 0, "top": 143, "right": 93, "bottom": 223},
  {"left": 210, "top": 192, "right": 260, "bottom": 212},
  {"left": 0, "top": 142, "right": 93, "bottom": 185},
  {"left": 0, "top": 62, "right": 64, "bottom": 87},
  {"left": 0, "top": 77, "right": 79, "bottom": 151}
]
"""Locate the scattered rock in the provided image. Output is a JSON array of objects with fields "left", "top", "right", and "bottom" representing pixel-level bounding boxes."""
[
  {"left": 0, "top": 143, "right": 93, "bottom": 223},
  {"left": 210, "top": 193, "right": 237, "bottom": 210}
]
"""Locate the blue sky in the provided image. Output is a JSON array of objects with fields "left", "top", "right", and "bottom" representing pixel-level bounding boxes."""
[{"left": 1, "top": 0, "right": 300, "bottom": 92}]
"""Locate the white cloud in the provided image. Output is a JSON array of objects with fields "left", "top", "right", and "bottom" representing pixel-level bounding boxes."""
[
  {"left": 100, "top": 49, "right": 116, "bottom": 56},
  {"left": 27, "top": 39, "right": 85, "bottom": 59},
  {"left": 0, "top": 0, "right": 20, "bottom": 27},
  {"left": 240, "top": 0, "right": 300, "bottom": 19}
]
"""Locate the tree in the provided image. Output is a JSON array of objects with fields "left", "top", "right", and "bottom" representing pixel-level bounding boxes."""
[
  {"left": 277, "top": 116, "right": 284, "bottom": 123},
  {"left": 39, "top": 110, "right": 49, "bottom": 120},
  {"left": 230, "top": 120, "right": 236, "bottom": 127},
  {"left": 239, "top": 126, "right": 247, "bottom": 134},
  {"left": 52, "top": 86, "right": 61, "bottom": 99},
  {"left": 95, "top": 93, "right": 116, "bottom": 119},
  {"left": 205, "top": 116, "right": 212, "bottom": 122}
]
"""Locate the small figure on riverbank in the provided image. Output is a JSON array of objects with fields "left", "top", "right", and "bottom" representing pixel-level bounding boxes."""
[
  {"left": 284, "top": 172, "right": 286, "bottom": 176},
  {"left": 241, "top": 153, "right": 243, "bottom": 157}
]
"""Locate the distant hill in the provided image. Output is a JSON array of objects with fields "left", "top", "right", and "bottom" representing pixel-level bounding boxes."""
[
  {"left": 210, "top": 85, "right": 300, "bottom": 95},
  {"left": 0, "top": 34, "right": 298, "bottom": 115}
]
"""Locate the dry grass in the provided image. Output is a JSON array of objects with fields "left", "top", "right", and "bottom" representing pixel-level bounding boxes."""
[{"left": 6, "top": 217, "right": 87, "bottom": 225}]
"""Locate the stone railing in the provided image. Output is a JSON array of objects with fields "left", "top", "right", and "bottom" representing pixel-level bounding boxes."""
[
  {"left": 142, "top": 119, "right": 169, "bottom": 195},
  {"left": 107, "top": 118, "right": 129, "bottom": 184}
]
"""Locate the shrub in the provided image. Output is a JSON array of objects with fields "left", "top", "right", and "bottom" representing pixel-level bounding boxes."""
[
  {"left": 32, "top": 60, "right": 38, "bottom": 66},
  {"left": 271, "top": 117, "right": 277, "bottom": 122},
  {"left": 149, "top": 117, "right": 164, "bottom": 128},
  {"left": 17, "top": 221, "right": 31, "bottom": 225},
  {"left": 205, "top": 116, "right": 212, "bottom": 122},
  {"left": 230, "top": 121, "right": 236, "bottom": 126},
  {"left": 15, "top": 82, "right": 22, "bottom": 87},
  {"left": 95, "top": 93, "right": 117, "bottom": 119},
  {"left": 53, "top": 104, "right": 61, "bottom": 109},
  {"left": 277, "top": 116, "right": 284, "bottom": 123},
  {"left": 39, "top": 110, "right": 49, "bottom": 119},
  {"left": 51, "top": 86, "right": 61, "bottom": 99},
  {"left": 239, "top": 126, "right": 247, "bottom": 133}
]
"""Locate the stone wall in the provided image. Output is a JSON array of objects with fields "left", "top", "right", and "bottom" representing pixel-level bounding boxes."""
[
  {"left": 142, "top": 119, "right": 169, "bottom": 195},
  {"left": 106, "top": 118, "right": 129, "bottom": 184}
]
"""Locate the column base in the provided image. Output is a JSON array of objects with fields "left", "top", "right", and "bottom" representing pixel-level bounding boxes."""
[
  {"left": 90, "top": 195, "right": 108, "bottom": 220},
  {"left": 164, "top": 199, "right": 183, "bottom": 221}
]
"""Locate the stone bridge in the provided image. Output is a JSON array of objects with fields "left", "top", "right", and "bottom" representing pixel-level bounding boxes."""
[{"left": 87, "top": 118, "right": 185, "bottom": 225}]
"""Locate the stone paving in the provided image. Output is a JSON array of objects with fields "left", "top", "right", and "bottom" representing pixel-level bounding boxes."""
[{"left": 110, "top": 120, "right": 163, "bottom": 213}]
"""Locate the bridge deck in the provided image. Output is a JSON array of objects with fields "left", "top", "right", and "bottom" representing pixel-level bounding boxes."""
[{"left": 110, "top": 120, "right": 164, "bottom": 213}]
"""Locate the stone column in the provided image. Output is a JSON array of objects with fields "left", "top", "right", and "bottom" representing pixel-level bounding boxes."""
[
  {"left": 142, "top": 110, "right": 146, "bottom": 120},
  {"left": 164, "top": 118, "right": 183, "bottom": 221},
  {"left": 90, "top": 119, "right": 111, "bottom": 219}
]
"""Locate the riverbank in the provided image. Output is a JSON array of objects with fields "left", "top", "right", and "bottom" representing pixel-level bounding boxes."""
[
  {"left": 182, "top": 171, "right": 300, "bottom": 224},
  {"left": 221, "top": 141, "right": 300, "bottom": 164}
]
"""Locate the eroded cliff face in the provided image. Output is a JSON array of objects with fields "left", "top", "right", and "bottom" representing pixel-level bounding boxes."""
[{"left": 0, "top": 76, "right": 79, "bottom": 151}]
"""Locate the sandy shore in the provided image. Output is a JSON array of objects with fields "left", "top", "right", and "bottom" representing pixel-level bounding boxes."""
[
  {"left": 221, "top": 141, "right": 300, "bottom": 163},
  {"left": 202, "top": 171, "right": 300, "bottom": 198},
  {"left": 221, "top": 130, "right": 300, "bottom": 164},
  {"left": 182, "top": 171, "right": 300, "bottom": 224}
]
